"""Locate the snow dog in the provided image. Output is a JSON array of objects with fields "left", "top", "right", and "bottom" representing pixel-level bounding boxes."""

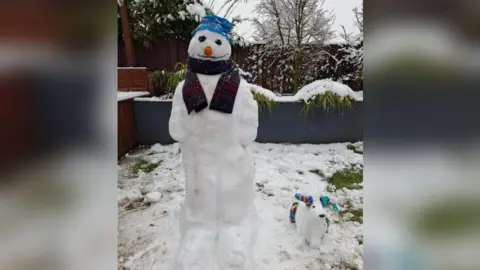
[{"left": 289, "top": 193, "right": 339, "bottom": 247}]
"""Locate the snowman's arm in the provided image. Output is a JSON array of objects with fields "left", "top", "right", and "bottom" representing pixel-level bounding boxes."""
[
  {"left": 169, "top": 81, "right": 188, "bottom": 142},
  {"left": 239, "top": 87, "right": 259, "bottom": 145}
]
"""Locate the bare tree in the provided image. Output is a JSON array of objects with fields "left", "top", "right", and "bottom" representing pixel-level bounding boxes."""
[
  {"left": 253, "top": 0, "right": 335, "bottom": 45},
  {"left": 339, "top": 25, "right": 355, "bottom": 44},
  {"left": 353, "top": 4, "right": 363, "bottom": 34},
  {"left": 340, "top": 4, "right": 363, "bottom": 44},
  {"left": 209, "top": 0, "right": 248, "bottom": 18},
  {"left": 250, "top": 0, "right": 335, "bottom": 92}
]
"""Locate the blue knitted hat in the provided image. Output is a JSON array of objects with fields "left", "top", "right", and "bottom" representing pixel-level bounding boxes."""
[{"left": 192, "top": 15, "right": 232, "bottom": 41}]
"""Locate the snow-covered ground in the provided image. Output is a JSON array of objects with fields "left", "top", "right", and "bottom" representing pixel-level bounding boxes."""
[{"left": 118, "top": 142, "right": 363, "bottom": 270}]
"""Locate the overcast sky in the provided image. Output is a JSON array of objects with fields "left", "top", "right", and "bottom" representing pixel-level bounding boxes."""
[{"left": 214, "top": 0, "right": 362, "bottom": 42}]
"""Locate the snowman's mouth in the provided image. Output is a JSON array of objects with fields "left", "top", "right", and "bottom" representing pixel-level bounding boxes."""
[{"left": 197, "top": 53, "right": 228, "bottom": 59}]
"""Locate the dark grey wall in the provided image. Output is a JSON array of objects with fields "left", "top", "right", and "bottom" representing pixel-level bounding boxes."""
[
  {"left": 257, "top": 102, "right": 362, "bottom": 144},
  {"left": 133, "top": 101, "right": 362, "bottom": 145},
  {"left": 133, "top": 101, "right": 176, "bottom": 145}
]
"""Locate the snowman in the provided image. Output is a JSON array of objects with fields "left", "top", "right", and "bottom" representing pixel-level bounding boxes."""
[{"left": 169, "top": 15, "right": 259, "bottom": 270}]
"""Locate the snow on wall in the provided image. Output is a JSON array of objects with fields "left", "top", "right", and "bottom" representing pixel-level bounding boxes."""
[
  {"left": 135, "top": 96, "right": 172, "bottom": 102},
  {"left": 118, "top": 91, "right": 150, "bottom": 102},
  {"left": 134, "top": 80, "right": 363, "bottom": 103},
  {"left": 249, "top": 80, "right": 363, "bottom": 102}
]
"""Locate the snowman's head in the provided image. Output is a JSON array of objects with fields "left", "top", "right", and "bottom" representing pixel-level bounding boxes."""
[
  {"left": 188, "top": 15, "right": 233, "bottom": 62},
  {"left": 188, "top": 30, "right": 231, "bottom": 61}
]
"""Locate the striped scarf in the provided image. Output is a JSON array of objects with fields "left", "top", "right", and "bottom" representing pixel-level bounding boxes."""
[
  {"left": 182, "top": 57, "right": 240, "bottom": 115},
  {"left": 290, "top": 193, "right": 313, "bottom": 224},
  {"left": 295, "top": 193, "right": 313, "bottom": 207},
  {"left": 290, "top": 202, "right": 300, "bottom": 224}
]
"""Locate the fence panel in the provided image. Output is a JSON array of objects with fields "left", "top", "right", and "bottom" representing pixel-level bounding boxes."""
[
  {"left": 118, "top": 39, "right": 249, "bottom": 71},
  {"left": 118, "top": 39, "right": 363, "bottom": 92}
]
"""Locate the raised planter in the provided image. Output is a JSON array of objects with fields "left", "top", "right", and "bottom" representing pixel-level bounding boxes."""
[
  {"left": 133, "top": 100, "right": 362, "bottom": 145},
  {"left": 117, "top": 91, "right": 149, "bottom": 158},
  {"left": 257, "top": 102, "right": 362, "bottom": 144}
]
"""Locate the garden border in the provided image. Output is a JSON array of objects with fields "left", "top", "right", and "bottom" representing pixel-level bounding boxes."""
[{"left": 133, "top": 100, "right": 362, "bottom": 145}]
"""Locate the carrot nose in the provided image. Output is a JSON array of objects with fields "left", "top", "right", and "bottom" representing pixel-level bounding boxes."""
[{"left": 204, "top": 46, "right": 212, "bottom": 56}]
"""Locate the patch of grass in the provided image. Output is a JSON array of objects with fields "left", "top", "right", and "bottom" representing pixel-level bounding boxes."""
[
  {"left": 251, "top": 90, "right": 276, "bottom": 113},
  {"left": 349, "top": 162, "right": 363, "bottom": 168},
  {"left": 132, "top": 159, "right": 162, "bottom": 177},
  {"left": 325, "top": 166, "right": 363, "bottom": 191},
  {"left": 123, "top": 197, "right": 145, "bottom": 210},
  {"left": 338, "top": 199, "right": 363, "bottom": 224},
  {"left": 309, "top": 169, "right": 325, "bottom": 178},
  {"left": 338, "top": 260, "right": 359, "bottom": 270},
  {"left": 347, "top": 143, "right": 363, "bottom": 154},
  {"left": 340, "top": 208, "right": 363, "bottom": 224},
  {"left": 300, "top": 91, "right": 353, "bottom": 117},
  {"left": 325, "top": 185, "right": 335, "bottom": 193}
]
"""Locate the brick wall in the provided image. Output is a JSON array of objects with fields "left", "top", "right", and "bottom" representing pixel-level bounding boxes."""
[{"left": 118, "top": 67, "right": 150, "bottom": 92}]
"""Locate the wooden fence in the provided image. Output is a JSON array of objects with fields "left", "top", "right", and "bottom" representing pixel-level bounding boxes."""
[
  {"left": 118, "top": 39, "right": 362, "bottom": 92},
  {"left": 118, "top": 39, "right": 249, "bottom": 71}
]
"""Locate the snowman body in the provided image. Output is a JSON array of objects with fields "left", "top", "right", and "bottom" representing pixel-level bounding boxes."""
[{"left": 169, "top": 24, "right": 259, "bottom": 270}]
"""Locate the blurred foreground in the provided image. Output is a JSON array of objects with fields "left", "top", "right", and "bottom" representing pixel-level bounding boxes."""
[
  {"left": 0, "top": 1, "right": 117, "bottom": 270},
  {"left": 365, "top": 0, "right": 480, "bottom": 269}
]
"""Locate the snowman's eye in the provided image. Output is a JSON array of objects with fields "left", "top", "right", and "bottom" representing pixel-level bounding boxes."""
[
  {"left": 312, "top": 205, "right": 316, "bottom": 208},
  {"left": 215, "top": 39, "right": 222, "bottom": 45},
  {"left": 198, "top": 36, "right": 206, "bottom": 42}
]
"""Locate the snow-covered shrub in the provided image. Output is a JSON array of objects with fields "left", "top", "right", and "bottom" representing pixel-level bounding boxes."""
[
  {"left": 248, "top": 79, "right": 360, "bottom": 115},
  {"left": 121, "top": 0, "right": 247, "bottom": 48},
  {"left": 242, "top": 41, "right": 363, "bottom": 93},
  {"left": 321, "top": 41, "right": 363, "bottom": 91},
  {"left": 125, "top": 0, "right": 213, "bottom": 47}
]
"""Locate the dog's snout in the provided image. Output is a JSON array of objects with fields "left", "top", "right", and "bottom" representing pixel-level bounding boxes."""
[{"left": 319, "top": 214, "right": 325, "bottom": 218}]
